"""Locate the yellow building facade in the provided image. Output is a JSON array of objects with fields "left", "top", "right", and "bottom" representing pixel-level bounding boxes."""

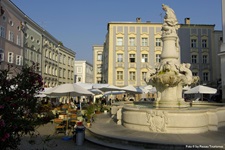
[
  {"left": 99, "top": 18, "right": 220, "bottom": 88},
  {"left": 103, "top": 19, "right": 163, "bottom": 87}
]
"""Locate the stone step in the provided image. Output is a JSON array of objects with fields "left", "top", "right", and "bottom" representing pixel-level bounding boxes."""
[{"left": 85, "top": 128, "right": 186, "bottom": 150}]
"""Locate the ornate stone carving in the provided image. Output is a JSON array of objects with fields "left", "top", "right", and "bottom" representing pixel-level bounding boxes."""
[
  {"left": 161, "top": 4, "right": 178, "bottom": 36},
  {"left": 146, "top": 110, "right": 168, "bottom": 132}
]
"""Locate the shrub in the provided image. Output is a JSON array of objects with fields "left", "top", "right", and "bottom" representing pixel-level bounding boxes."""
[{"left": 0, "top": 64, "right": 53, "bottom": 149}]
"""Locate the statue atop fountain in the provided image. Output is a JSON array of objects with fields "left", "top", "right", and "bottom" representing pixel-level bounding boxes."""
[{"left": 145, "top": 4, "right": 199, "bottom": 108}]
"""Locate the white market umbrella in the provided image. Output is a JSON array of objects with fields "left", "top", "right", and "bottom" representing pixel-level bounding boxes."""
[
  {"left": 36, "top": 87, "right": 57, "bottom": 98},
  {"left": 184, "top": 85, "right": 217, "bottom": 94},
  {"left": 184, "top": 85, "right": 217, "bottom": 101},
  {"left": 99, "top": 85, "right": 122, "bottom": 92},
  {"left": 89, "top": 89, "right": 103, "bottom": 95},
  {"left": 92, "top": 83, "right": 109, "bottom": 89},
  {"left": 103, "top": 90, "right": 125, "bottom": 96},
  {"left": 121, "top": 85, "right": 142, "bottom": 94},
  {"left": 34, "top": 93, "right": 47, "bottom": 98},
  {"left": 139, "top": 85, "right": 157, "bottom": 94},
  {"left": 44, "top": 83, "right": 94, "bottom": 97},
  {"left": 148, "top": 87, "right": 157, "bottom": 93},
  {"left": 183, "top": 86, "right": 191, "bottom": 91},
  {"left": 75, "top": 82, "right": 93, "bottom": 89},
  {"left": 74, "top": 83, "right": 103, "bottom": 95}
]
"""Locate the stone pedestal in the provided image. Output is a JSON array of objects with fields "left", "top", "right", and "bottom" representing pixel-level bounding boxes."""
[{"left": 161, "top": 34, "right": 179, "bottom": 64}]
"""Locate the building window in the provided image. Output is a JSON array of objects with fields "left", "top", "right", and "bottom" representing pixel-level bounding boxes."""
[
  {"left": 52, "top": 67, "right": 55, "bottom": 76},
  {"left": 25, "top": 33, "right": 29, "bottom": 39},
  {"left": 203, "top": 72, "right": 209, "bottom": 82},
  {"left": 71, "top": 58, "right": 74, "bottom": 66},
  {"left": 156, "top": 54, "right": 161, "bottom": 63},
  {"left": 202, "top": 55, "right": 208, "bottom": 64},
  {"left": 97, "top": 54, "right": 102, "bottom": 61},
  {"left": 71, "top": 71, "right": 73, "bottom": 79},
  {"left": 16, "top": 55, "right": 22, "bottom": 65},
  {"left": 191, "top": 55, "right": 197, "bottom": 63},
  {"left": 63, "top": 69, "right": 66, "bottom": 78},
  {"left": 192, "top": 72, "right": 198, "bottom": 76},
  {"left": 129, "top": 71, "right": 136, "bottom": 81},
  {"left": 59, "top": 53, "right": 62, "bottom": 63},
  {"left": 0, "top": 26, "right": 5, "bottom": 38},
  {"left": 9, "top": 20, "right": 14, "bottom": 26},
  {"left": 9, "top": 31, "right": 14, "bottom": 42},
  {"left": 37, "top": 39, "right": 40, "bottom": 45},
  {"left": 77, "top": 67, "right": 82, "bottom": 73},
  {"left": 52, "top": 53, "right": 55, "bottom": 61},
  {"left": 36, "top": 54, "right": 39, "bottom": 64},
  {"left": 45, "top": 50, "right": 48, "bottom": 58},
  {"left": 142, "top": 72, "right": 147, "bottom": 80},
  {"left": 97, "top": 77, "right": 102, "bottom": 83},
  {"left": 59, "top": 68, "right": 62, "bottom": 77},
  {"left": 55, "top": 68, "right": 57, "bottom": 76},
  {"left": 117, "top": 71, "right": 123, "bottom": 80},
  {"left": 129, "top": 37, "right": 135, "bottom": 46},
  {"left": 55, "top": 54, "right": 58, "bottom": 61},
  {"left": 45, "top": 65, "right": 48, "bottom": 74},
  {"left": 155, "top": 38, "right": 161, "bottom": 47},
  {"left": 31, "top": 36, "right": 34, "bottom": 42},
  {"left": 0, "top": 52, "right": 4, "bottom": 61},
  {"left": 202, "top": 39, "right": 207, "bottom": 48},
  {"left": 116, "top": 37, "right": 123, "bottom": 46},
  {"left": 8, "top": 52, "right": 13, "bottom": 63},
  {"left": 141, "top": 37, "right": 148, "bottom": 46},
  {"left": 63, "top": 55, "right": 66, "bottom": 64},
  {"left": 68, "top": 57, "right": 70, "bottom": 66},
  {"left": 17, "top": 35, "right": 21, "bottom": 46},
  {"left": 30, "top": 51, "right": 34, "bottom": 61},
  {"left": 191, "top": 39, "right": 197, "bottom": 48},
  {"left": 117, "top": 53, "right": 123, "bottom": 62},
  {"left": 97, "top": 65, "right": 102, "bottom": 74},
  {"left": 78, "top": 77, "right": 81, "bottom": 82},
  {"left": 129, "top": 54, "right": 135, "bottom": 62},
  {"left": 49, "top": 51, "right": 51, "bottom": 59},
  {"left": 49, "top": 66, "right": 51, "bottom": 74},
  {"left": 141, "top": 54, "right": 148, "bottom": 62},
  {"left": 68, "top": 70, "right": 70, "bottom": 79}
]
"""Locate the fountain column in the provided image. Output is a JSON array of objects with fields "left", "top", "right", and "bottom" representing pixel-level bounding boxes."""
[
  {"left": 161, "top": 34, "right": 179, "bottom": 64},
  {"left": 146, "top": 4, "right": 197, "bottom": 108}
]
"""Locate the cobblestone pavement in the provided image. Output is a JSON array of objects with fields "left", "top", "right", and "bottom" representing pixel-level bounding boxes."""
[{"left": 18, "top": 123, "right": 119, "bottom": 150}]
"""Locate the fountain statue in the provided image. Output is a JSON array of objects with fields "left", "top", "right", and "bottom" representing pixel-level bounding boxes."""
[
  {"left": 111, "top": 4, "right": 225, "bottom": 134},
  {"left": 145, "top": 4, "right": 198, "bottom": 108}
]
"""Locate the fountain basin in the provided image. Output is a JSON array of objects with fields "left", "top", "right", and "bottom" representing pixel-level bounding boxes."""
[{"left": 117, "top": 102, "right": 225, "bottom": 134}]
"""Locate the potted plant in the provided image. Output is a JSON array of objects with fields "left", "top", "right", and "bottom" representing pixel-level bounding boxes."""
[
  {"left": 102, "top": 105, "right": 110, "bottom": 113},
  {"left": 85, "top": 104, "right": 95, "bottom": 127}
]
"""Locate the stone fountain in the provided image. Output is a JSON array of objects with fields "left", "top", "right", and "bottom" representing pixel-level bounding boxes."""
[
  {"left": 114, "top": 4, "right": 225, "bottom": 134},
  {"left": 145, "top": 4, "right": 199, "bottom": 108}
]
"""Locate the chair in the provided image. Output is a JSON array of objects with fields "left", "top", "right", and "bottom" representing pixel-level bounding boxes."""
[
  {"left": 53, "top": 118, "right": 66, "bottom": 134},
  {"left": 69, "top": 114, "right": 77, "bottom": 127},
  {"left": 62, "top": 104, "right": 69, "bottom": 110},
  {"left": 68, "top": 108, "right": 77, "bottom": 114}
]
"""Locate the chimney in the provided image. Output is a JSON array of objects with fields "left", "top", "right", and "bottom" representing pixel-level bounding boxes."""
[
  {"left": 136, "top": 17, "right": 141, "bottom": 23},
  {"left": 184, "top": 18, "right": 190, "bottom": 24}
]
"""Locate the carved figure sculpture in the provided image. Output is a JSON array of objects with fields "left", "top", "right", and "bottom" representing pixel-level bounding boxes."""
[{"left": 161, "top": 4, "right": 178, "bottom": 35}]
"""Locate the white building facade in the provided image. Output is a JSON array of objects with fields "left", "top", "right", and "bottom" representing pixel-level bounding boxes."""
[{"left": 74, "top": 60, "right": 93, "bottom": 83}]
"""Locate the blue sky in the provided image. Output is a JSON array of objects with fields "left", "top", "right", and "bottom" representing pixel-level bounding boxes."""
[{"left": 11, "top": 0, "right": 222, "bottom": 63}]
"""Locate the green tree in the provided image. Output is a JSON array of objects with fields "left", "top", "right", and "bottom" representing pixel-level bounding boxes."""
[{"left": 0, "top": 64, "right": 53, "bottom": 150}]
